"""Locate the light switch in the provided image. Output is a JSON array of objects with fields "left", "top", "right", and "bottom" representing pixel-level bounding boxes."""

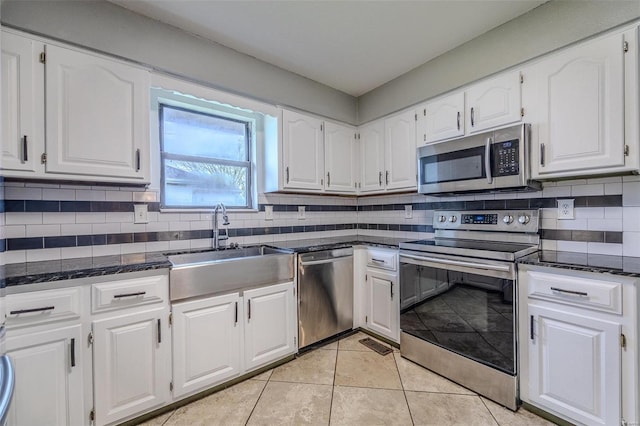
[
  {"left": 405, "top": 205, "right": 413, "bottom": 219},
  {"left": 298, "top": 206, "right": 306, "bottom": 220},
  {"left": 134, "top": 204, "right": 149, "bottom": 224},
  {"left": 265, "top": 205, "right": 274, "bottom": 220}
]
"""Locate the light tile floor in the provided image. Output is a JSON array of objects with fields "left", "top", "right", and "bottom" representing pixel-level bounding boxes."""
[{"left": 138, "top": 332, "right": 555, "bottom": 426}]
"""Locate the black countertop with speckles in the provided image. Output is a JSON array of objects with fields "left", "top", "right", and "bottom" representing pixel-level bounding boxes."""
[{"left": 517, "top": 250, "right": 640, "bottom": 277}]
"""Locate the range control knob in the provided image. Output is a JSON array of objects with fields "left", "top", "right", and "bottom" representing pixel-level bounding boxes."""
[
  {"left": 518, "top": 214, "right": 530, "bottom": 224},
  {"left": 438, "top": 215, "right": 447, "bottom": 223},
  {"left": 502, "top": 215, "right": 514, "bottom": 224},
  {"left": 449, "top": 215, "right": 457, "bottom": 223}
]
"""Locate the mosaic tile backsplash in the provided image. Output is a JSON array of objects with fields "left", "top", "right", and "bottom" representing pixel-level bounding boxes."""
[{"left": 0, "top": 175, "right": 639, "bottom": 264}]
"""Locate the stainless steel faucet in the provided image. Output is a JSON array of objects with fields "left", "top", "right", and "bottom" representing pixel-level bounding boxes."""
[{"left": 212, "top": 202, "right": 230, "bottom": 249}]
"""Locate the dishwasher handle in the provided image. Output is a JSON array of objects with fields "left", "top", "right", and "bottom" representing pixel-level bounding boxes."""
[{"left": 300, "top": 255, "right": 353, "bottom": 267}]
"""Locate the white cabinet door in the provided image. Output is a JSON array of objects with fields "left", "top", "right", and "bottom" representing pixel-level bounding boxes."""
[
  {"left": 467, "top": 71, "right": 522, "bottom": 133},
  {"left": 384, "top": 110, "right": 417, "bottom": 191},
  {"left": 45, "top": 44, "right": 149, "bottom": 181},
  {"left": 533, "top": 32, "right": 625, "bottom": 177},
  {"left": 1, "top": 31, "right": 43, "bottom": 174},
  {"left": 324, "top": 121, "right": 357, "bottom": 193},
  {"left": 528, "top": 304, "right": 621, "bottom": 426},
  {"left": 281, "top": 109, "right": 324, "bottom": 191},
  {"left": 366, "top": 269, "right": 399, "bottom": 342},
  {"left": 359, "top": 120, "right": 385, "bottom": 193},
  {"left": 420, "top": 92, "right": 465, "bottom": 144},
  {"left": 244, "top": 281, "right": 296, "bottom": 371},
  {"left": 93, "top": 307, "right": 170, "bottom": 426},
  {"left": 172, "top": 293, "right": 242, "bottom": 399},
  {"left": 6, "top": 325, "right": 84, "bottom": 426}
]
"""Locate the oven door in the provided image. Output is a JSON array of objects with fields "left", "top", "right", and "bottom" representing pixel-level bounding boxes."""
[{"left": 399, "top": 251, "right": 517, "bottom": 375}]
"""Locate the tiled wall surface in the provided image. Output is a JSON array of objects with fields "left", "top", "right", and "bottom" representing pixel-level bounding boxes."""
[{"left": 0, "top": 175, "right": 638, "bottom": 264}]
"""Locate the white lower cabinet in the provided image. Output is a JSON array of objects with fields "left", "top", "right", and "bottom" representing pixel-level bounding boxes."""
[
  {"left": 92, "top": 306, "right": 171, "bottom": 426},
  {"left": 171, "top": 293, "right": 243, "bottom": 399},
  {"left": 244, "top": 282, "right": 297, "bottom": 371},
  {"left": 6, "top": 324, "right": 85, "bottom": 426}
]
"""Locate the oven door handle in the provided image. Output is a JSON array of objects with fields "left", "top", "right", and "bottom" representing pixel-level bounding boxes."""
[
  {"left": 400, "top": 253, "right": 511, "bottom": 272},
  {"left": 485, "top": 136, "right": 493, "bottom": 184}
]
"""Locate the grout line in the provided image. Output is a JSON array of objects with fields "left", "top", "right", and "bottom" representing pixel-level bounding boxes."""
[
  {"left": 393, "top": 352, "right": 415, "bottom": 426},
  {"left": 328, "top": 343, "right": 339, "bottom": 426},
  {"left": 479, "top": 396, "right": 501, "bottom": 426},
  {"left": 244, "top": 374, "right": 269, "bottom": 426},
  {"left": 160, "top": 409, "right": 177, "bottom": 426}
]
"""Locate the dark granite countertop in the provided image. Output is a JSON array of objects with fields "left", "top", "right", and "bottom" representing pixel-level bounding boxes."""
[
  {"left": 517, "top": 251, "right": 640, "bottom": 278},
  {"left": 1, "top": 235, "right": 407, "bottom": 288}
]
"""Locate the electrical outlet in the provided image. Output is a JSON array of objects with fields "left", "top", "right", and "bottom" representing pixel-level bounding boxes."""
[
  {"left": 134, "top": 204, "right": 149, "bottom": 224},
  {"left": 557, "top": 199, "right": 574, "bottom": 220},
  {"left": 265, "top": 205, "right": 273, "bottom": 221},
  {"left": 405, "top": 205, "right": 413, "bottom": 219},
  {"left": 298, "top": 206, "right": 306, "bottom": 220}
]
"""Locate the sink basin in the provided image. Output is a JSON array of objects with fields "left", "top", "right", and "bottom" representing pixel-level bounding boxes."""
[{"left": 168, "top": 246, "right": 294, "bottom": 302}]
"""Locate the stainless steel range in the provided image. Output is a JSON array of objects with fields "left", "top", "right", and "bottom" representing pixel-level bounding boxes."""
[{"left": 399, "top": 209, "right": 539, "bottom": 410}]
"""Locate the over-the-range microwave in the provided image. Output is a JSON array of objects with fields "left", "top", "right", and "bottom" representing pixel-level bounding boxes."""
[{"left": 417, "top": 123, "right": 541, "bottom": 195}]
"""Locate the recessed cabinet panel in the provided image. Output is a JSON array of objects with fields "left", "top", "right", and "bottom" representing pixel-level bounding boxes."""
[
  {"left": 282, "top": 109, "right": 324, "bottom": 190},
  {"left": 421, "top": 92, "right": 465, "bottom": 144},
  {"left": 366, "top": 270, "right": 398, "bottom": 341},
  {"left": 325, "top": 121, "right": 357, "bottom": 193},
  {"left": 466, "top": 71, "right": 522, "bottom": 133},
  {"left": 534, "top": 32, "right": 625, "bottom": 176},
  {"left": 384, "top": 110, "right": 417, "bottom": 191},
  {"left": 45, "top": 45, "right": 149, "bottom": 180},
  {"left": 359, "top": 120, "right": 385, "bottom": 193},
  {"left": 0, "top": 31, "right": 43, "bottom": 174}
]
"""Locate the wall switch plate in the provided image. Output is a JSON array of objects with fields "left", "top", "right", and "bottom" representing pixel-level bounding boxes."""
[
  {"left": 265, "top": 205, "right": 273, "bottom": 220},
  {"left": 557, "top": 199, "right": 574, "bottom": 220},
  {"left": 134, "top": 204, "right": 149, "bottom": 224},
  {"left": 405, "top": 205, "right": 413, "bottom": 219},
  {"left": 298, "top": 206, "right": 306, "bottom": 220}
]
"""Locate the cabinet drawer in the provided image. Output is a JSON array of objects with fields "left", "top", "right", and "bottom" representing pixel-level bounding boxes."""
[
  {"left": 527, "top": 271, "right": 622, "bottom": 314},
  {"left": 6, "top": 287, "right": 82, "bottom": 328},
  {"left": 91, "top": 274, "right": 167, "bottom": 313},
  {"left": 366, "top": 249, "right": 397, "bottom": 271}
]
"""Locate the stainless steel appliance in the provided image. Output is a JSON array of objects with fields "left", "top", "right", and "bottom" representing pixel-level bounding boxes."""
[
  {"left": 417, "top": 123, "right": 541, "bottom": 195},
  {"left": 298, "top": 248, "right": 354, "bottom": 349},
  {"left": 399, "top": 209, "right": 539, "bottom": 410}
]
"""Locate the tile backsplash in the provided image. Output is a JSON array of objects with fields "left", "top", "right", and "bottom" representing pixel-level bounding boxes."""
[{"left": 0, "top": 175, "right": 638, "bottom": 264}]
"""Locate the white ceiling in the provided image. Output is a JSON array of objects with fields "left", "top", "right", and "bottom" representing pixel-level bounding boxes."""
[{"left": 112, "top": 0, "right": 546, "bottom": 97}]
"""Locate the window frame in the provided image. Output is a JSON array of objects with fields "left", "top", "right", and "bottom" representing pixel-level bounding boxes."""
[{"left": 158, "top": 103, "right": 253, "bottom": 210}]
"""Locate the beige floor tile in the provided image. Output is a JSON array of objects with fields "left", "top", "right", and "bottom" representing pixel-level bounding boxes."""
[
  {"left": 406, "top": 392, "right": 498, "bottom": 426},
  {"left": 394, "top": 353, "right": 475, "bottom": 395},
  {"left": 247, "top": 381, "right": 332, "bottom": 425},
  {"left": 135, "top": 410, "right": 174, "bottom": 426},
  {"left": 250, "top": 369, "right": 273, "bottom": 381},
  {"left": 270, "top": 348, "right": 336, "bottom": 385},
  {"left": 481, "top": 398, "right": 555, "bottom": 426},
  {"left": 334, "top": 350, "right": 402, "bottom": 389},
  {"left": 330, "top": 386, "right": 413, "bottom": 426},
  {"left": 337, "top": 331, "right": 393, "bottom": 352},
  {"left": 164, "top": 380, "right": 266, "bottom": 426}
]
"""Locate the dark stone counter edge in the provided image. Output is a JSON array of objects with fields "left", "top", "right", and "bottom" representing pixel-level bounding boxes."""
[{"left": 517, "top": 251, "right": 640, "bottom": 278}]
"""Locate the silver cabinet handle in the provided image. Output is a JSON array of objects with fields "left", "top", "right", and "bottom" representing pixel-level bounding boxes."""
[
  {"left": 550, "top": 287, "right": 588, "bottom": 297},
  {"left": 378, "top": 171, "right": 382, "bottom": 186},
  {"left": 247, "top": 299, "right": 251, "bottom": 321},
  {"left": 485, "top": 137, "right": 493, "bottom": 184},
  {"left": 390, "top": 282, "right": 394, "bottom": 300},
  {"left": 135, "top": 149, "right": 141, "bottom": 172},
  {"left": 157, "top": 319, "right": 162, "bottom": 344},
  {"left": 235, "top": 301, "right": 238, "bottom": 324},
  {"left": 10, "top": 306, "right": 54, "bottom": 315},
  {"left": 22, "top": 135, "right": 28, "bottom": 162},
  {"left": 470, "top": 107, "right": 475, "bottom": 126},
  {"left": 385, "top": 171, "right": 389, "bottom": 186},
  {"left": 540, "top": 143, "right": 545, "bottom": 167},
  {"left": 371, "top": 258, "right": 385, "bottom": 263},
  {"left": 113, "top": 291, "right": 146, "bottom": 299},
  {"left": 456, "top": 112, "right": 461, "bottom": 130},
  {"left": 70, "top": 338, "right": 76, "bottom": 367},
  {"left": 327, "top": 172, "right": 331, "bottom": 187},
  {"left": 530, "top": 315, "right": 534, "bottom": 341},
  {"left": 286, "top": 166, "right": 290, "bottom": 183}
]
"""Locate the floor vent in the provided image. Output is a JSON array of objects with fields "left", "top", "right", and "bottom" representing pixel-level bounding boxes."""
[{"left": 359, "top": 338, "right": 393, "bottom": 355}]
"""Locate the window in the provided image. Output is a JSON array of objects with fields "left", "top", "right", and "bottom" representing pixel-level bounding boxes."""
[{"left": 159, "top": 104, "right": 252, "bottom": 209}]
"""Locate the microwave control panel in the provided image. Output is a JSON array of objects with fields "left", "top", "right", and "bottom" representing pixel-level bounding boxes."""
[{"left": 493, "top": 140, "right": 519, "bottom": 176}]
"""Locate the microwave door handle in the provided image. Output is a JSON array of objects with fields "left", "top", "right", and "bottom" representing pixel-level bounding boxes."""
[{"left": 485, "top": 137, "right": 493, "bottom": 184}]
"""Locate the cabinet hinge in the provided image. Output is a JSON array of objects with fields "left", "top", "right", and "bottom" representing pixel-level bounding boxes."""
[
  {"left": 354, "top": 133, "right": 357, "bottom": 139},
  {"left": 294, "top": 336, "right": 297, "bottom": 346},
  {"left": 365, "top": 274, "right": 368, "bottom": 281},
  {"left": 320, "top": 124, "right": 323, "bottom": 132},
  {"left": 357, "top": 133, "right": 361, "bottom": 140},
  {"left": 520, "top": 107, "right": 525, "bottom": 118},
  {"left": 365, "top": 315, "right": 368, "bottom": 323},
  {"left": 39, "top": 51, "right": 46, "bottom": 64},
  {"left": 624, "top": 145, "right": 630, "bottom": 156},
  {"left": 40, "top": 153, "right": 47, "bottom": 164},
  {"left": 293, "top": 285, "right": 296, "bottom": 296},
  {"left": 168, "top": 312, "right": 173, "bottom": 326},
  {"left": 520, "top": 73, "right": 524, "bottom": 84},
  {"left": 620, "top": 333, "right": 627, "bottom": 349},
  {"left": 88, "top": 331, "right": 93, "bottom": 346},
  {"left": 89, "top": 409, "right": 95, "bottom": 422},
  {"left": 414, "top": 113, "right": 418, "bottom": 121},
  {"left": 170, "top": 382, "right": 174, "bottom": 392},
  {"left": 623, "top": 41, "right": 629, "bottom": 53}
]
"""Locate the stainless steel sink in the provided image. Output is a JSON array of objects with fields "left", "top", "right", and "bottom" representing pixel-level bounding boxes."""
[{"left": 168, "top": 246, "right": 295, "bottom": 302}]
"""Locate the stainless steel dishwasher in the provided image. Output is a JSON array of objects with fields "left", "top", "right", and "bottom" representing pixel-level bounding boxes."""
[{"left": 298, "top": 247, "right": 353, "bottom": 349}]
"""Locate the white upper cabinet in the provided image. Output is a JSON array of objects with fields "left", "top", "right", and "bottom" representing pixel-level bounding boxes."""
[
  {"left": 1, "top": 31, "right": 43, "bottom": 174},
  {"left": 466, "top": 71, "right": 522, "bottom": 133},
  {"left": 530, "top": 28, "right": 636, "bottom": 178},
  {"left": 281, "top": 109, "right": 325, "bottom": 191},
  {"left": 45, "top": 44, "right": 149, "bottom": 180},
  {"left": 384, "top": 110, "right": 417, "bottom": 191},
  {"left": 324, "top": 121, "right": 358, "bottom": 193},
  {"left": 359, "top": 119, "right": 385, "bottom": 193},
  {"left": 419, "top": 92, "right": 465, "bottom": 145}
]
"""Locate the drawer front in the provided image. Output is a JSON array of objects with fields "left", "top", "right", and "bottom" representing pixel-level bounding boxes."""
[
  {"left": 91, "top": 274, "right": 167, "bottom": 313},
  {"left": 366, "top": 249, "right": 397, "bottom": 271},
  {"left": 527, "top": 271, "right": 622, "bottom": 314},
  {"left": 6, "top": 287, "right": 82, "bottom": 328}
]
